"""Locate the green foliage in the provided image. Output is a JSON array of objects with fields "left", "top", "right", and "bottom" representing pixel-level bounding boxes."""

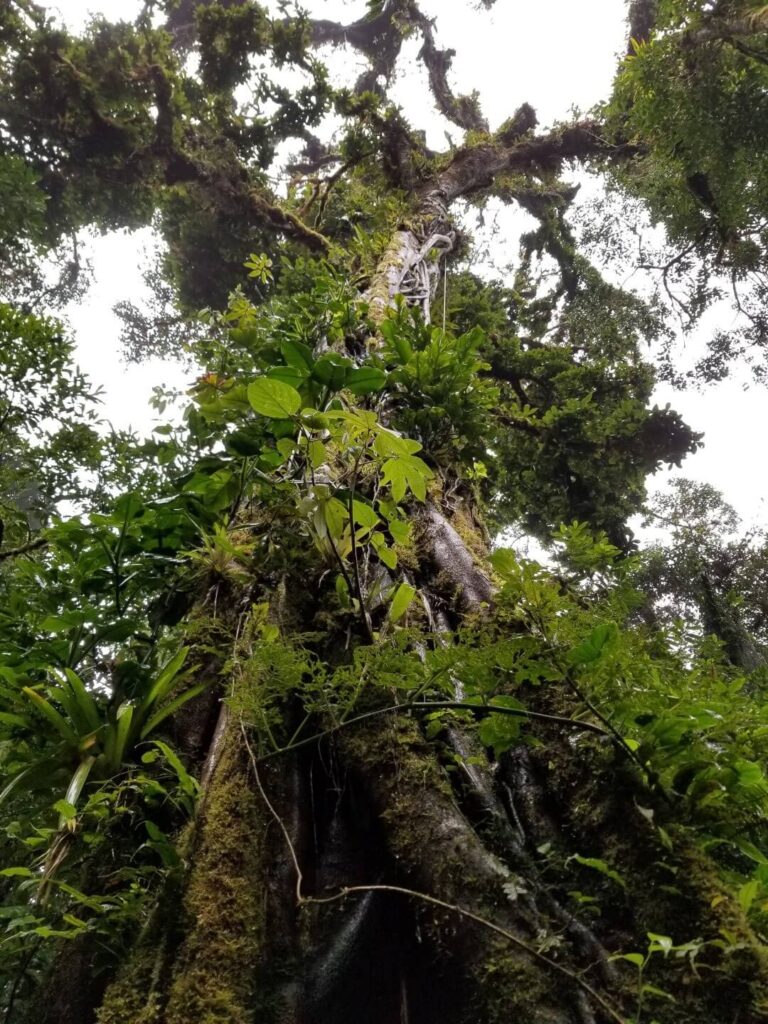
[
  {"left": 378, "top": 298, "right": 499, "bottom": 464},
  {"left": 2, "top": 3, "right": 768, "bottom": 1019},
  {"left": 608, "top": 6, "right": 768, "bottom": 264},
  {"left": 604, "top": 1, "right": 768, "bottom": 377},
  {"left": 440, "top": 270, "right": 700, "bottom": 545},
  {"left": 0, "top": 305, "right": 102, "bottom": 546}
]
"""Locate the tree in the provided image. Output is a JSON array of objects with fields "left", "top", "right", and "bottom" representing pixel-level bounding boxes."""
[
  {"left": 639, "top": 478, "right": 768, "bottom": 670},
  {"left": 0, "top": 2, "right": 767, "bottom": 1022}
]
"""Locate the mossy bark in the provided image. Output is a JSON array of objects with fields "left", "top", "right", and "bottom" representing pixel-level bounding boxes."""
[{"left": 98, "top": 718, "right": 270, "bottom": 1024}]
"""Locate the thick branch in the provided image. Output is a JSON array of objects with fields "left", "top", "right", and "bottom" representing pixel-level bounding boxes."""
[
  {"left": 433, "top": 120, "right": 638, "bottom": 208},
  {"left": 683, "top": 16, "right": 768, "bottom": 48},
  {"left": 626, "top": 0, "right": 659, "bottom": 51},
  {"left": 417, "top": 19, "right": 488, "bottom": 132}
]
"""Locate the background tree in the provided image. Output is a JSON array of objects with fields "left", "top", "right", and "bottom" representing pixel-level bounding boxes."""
[
  {"left": 0, "top": 2, "right": 767, "bottom": 1023},
  {"left": 638, "top": 478, "right": 768, "bottom": 670}
]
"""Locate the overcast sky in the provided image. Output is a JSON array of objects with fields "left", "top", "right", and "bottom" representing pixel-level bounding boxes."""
[{"left": 49, "top": 0, "right": 767, "bottom": 531}]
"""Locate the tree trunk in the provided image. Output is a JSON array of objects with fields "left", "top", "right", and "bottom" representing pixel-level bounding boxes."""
[{"left": 82, "top": 208, "right": 768, "bottom": 1024}]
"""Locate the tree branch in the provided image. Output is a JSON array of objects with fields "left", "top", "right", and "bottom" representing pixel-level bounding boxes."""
[
  {"left": 432, "top": 120, "right": 638, "bottom": 208},
  {"left": 416, "top": 17, "right": 488, "bottom": 132},
  {"left": 0, "top": 537, "right": 48, "bottom": 562},
  {"left": 683, "top": 15, "right": 768, "bottom": 49},
  {"left": 626, "top": 0, "right": 659, "bottom": 52}
]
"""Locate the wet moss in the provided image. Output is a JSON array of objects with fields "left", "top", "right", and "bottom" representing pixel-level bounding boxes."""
[
  {"left": 450, "top": 504, "right": 490, "bottom": 566},
  {"left": 99, "top": 727, "right": 268, "bottom": 1024},
  {"left": 340, "top": 716, "right": 583, "bottom": 1023},
  {"left": 162, "top": 729, "right": 267, "bottom": 1024},
  {"left": 97, "top": 946, "right": 166, "bottom": 1024}
]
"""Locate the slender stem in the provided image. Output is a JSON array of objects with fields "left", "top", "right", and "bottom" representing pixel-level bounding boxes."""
[
  {"left": 257, "top": 698, "right": 611, "bottom": 761},
  {"left": 347, "top": 453, "right": 373, "bottom": 641},
  {"left": 240, "top": 719, "right": 303, "bottom": 904}
]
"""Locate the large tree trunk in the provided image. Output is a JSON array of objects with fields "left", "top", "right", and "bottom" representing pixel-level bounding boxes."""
[{"left": 78, "top": 207, "right": 768, "bottom": 1024}]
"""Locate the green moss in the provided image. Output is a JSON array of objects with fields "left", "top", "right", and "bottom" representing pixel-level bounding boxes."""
[
  {"left": 450, "top": 504, "right": 491, "bottom": 566},
  {"left": 99, "top": 727, "right": 268, "bottom": 1024},
  {"left": 97, "top": 947, "right": 166, "bottom": 1024},
  {"left": 163, "top": 729, "right": 267, "bottom": 1024}
]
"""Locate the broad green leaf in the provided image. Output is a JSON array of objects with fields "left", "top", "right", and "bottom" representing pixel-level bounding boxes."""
[
  {"left": 276, "top": 438, "right": 297, "bottom": 459},
  {"left": 248, "top": 378, "right": 302, "bottom": 418},
  {"left": 732, "top": 760, "right": 767, "bottom": 791},
  {"left": 374, "top": 430, "right": 422, "bottom": 458},
  {"left": 352, "top": 499, "right": 380, "bottom": 529},
  {"left": 401, "top": 454, "right": 431, "bottom": 501},
  {"left": 300, "top": 409, "right": 330, "bottom": 430},
  {"left": 389, "top": 582, "right": 416, "bottom": 622},
  {"left": 308, "top": 440, "right": 326, "bottom": 469},
  {"left": 388, "top": 518, "right": 411, "bottom": 545},
  {"left": 347, "top": 366, "right": 387, "bottom": 395},
  {"left": 378, "top": 545, "right": 397, "bottom": 570},
  {"left": 312, "top": 353, "right": 352, "bottom": 389},
  {"left": 322, "top": 497, "right": 348, "bottom": 539},
  {"left": 267, "top": 364, "right": 307, "bottom": 389},
  {"left": 53, "top": 798, "right": 77, "bottom": 824},
  {"left": 477, "top": 699, "right": 524, "bottom": 756},
  {"left": 381, "top": 459, "right": 407, "bottom": 503},
  {"left": 646, "top": 933, "right": 673, "bottom": 955},
  {"left": 568, "top": 622, "right": 618, "bottom": 666},
  {"left": 611, "top": 952, "right": 645, "bottom": 968},
  {"left": 280, "top": 339, "right": 314, "bottom": 371}
]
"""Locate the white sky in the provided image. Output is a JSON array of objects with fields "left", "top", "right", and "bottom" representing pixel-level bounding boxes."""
[{"left": 48, "top": 0, "right": 768, "bottom": 531}]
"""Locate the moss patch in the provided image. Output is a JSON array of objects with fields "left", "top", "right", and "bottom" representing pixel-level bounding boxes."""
[{"left": 162, "top": 728, "right": 267, "bottom": 1024}]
